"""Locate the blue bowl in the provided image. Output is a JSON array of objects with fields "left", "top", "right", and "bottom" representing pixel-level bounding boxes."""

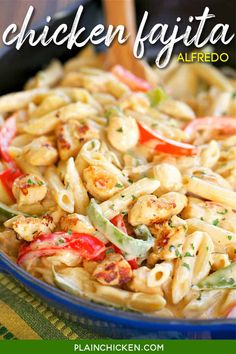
[
  {"left": 0, "top": 0, "right": 235, "bottom": 340},
  {"left": 0, "top": 252, "right": 235, "bottom": 339}
]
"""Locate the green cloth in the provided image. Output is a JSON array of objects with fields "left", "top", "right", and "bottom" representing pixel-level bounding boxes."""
[{"left": 0, "top": 272, "right": 105, "bottom": 340}]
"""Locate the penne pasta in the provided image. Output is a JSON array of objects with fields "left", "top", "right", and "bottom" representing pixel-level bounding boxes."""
[
  {"left": 185, "top": 176, "right": 236, "bottom": 209},
  {"left": 23, "top": 102, "right": 98, "bottom": 135},
  {"left": 100, "top": 177, "right": 160, "bottom": 219},
  {"left": 64, "top": 157, "right": 89, "bottom": 215},
  {"left": 44, "top": 167, "right": 74, "bottom": 213}
]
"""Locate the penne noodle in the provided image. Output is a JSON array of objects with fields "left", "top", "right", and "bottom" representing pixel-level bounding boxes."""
[
  {"left": 44, "top": 167, "right": 74, "bottom": 213},
  {"left": 0, "top": 88, "right": 48, "bottom": 112},
  {"left": 64, "top": 157, "right": 89, "bottom": 215},
  {"left": 23, "top": 102, "right": 98, "bottom": 135},
  {"left": 185, "top": 176, "right": 236, "bottom": 209},
  {"left": 25, "top": 60, "right": 64, "bottom": 89},
  {"left": 186, "top": 218, "right": 236, "bottom": 248},
  {"left": 147, "top": 262, "right": 173, "bottom": 287},
  {"left": 100, "top": 177, "right": 160, "bottom": 219}
]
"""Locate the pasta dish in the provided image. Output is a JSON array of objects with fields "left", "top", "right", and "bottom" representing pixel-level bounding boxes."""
[{"left": 0, "top": 47, "right": 235, "bottom": 319}]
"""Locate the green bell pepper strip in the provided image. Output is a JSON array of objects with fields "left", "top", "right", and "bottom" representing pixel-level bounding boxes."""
[
  {"left": 87, "top": 199, "right": 154, "bottom": 260},
  {"left": 197, "top": 262, "right": 236, "bottom": 289},
  {"left": 0, "top": 201, "right": 28, "bottom": 224},
  {"left": 147, "top": 87, "right": 167, "bottom": 107}
]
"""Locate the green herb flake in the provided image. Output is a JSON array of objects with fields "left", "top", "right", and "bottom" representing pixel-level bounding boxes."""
[
  {"left": 184, "top": 252, "right": 194, "bottom": 257},
  {"left": 27, "top": 179, "right": 35, "bottom": 185},
  {"left": 131, "top": 195, "right": 137, "bottom": 201},
  {"left": 116, "top": 127, "right": 123, "bottom": 133},
  {"left": 175, "top": 249, "right": 182, "bottom": 259},
  {"left": 200, "top": 217, "right": 204, "bottom": 221},
  {"left": 182, "top": 262, "right": 190, "bottom": 270},
  {"left": 67, "top": 230, "right": 72, "bottom": 235},
  {"left": 110, "top": 204, "right": 115, "bottom": 210},
  {"left": 37, "top": 180, "right": 44, "bottom": 186},
  {"left": 197, "top": 292, "right": 202, "bottom": 301},
  {"left": 147, "top": 87, "right": 167, "bottom": 107},
  {"left": 217, "top": 209, "right": 228, "bottom": 215},
  {"left": 57, "top": 238, "right": 65, "bottom": 244},
  {"left": 115, "top": 183, "right": 123, "bottom": 188},
  {"left": 227, "top": 235, "right": 232, "bottom": 240},
  {"left": 168, "top": 219, "right": 174, "bottom": 228},
  {"left": 232, "top": 91, "right": 236, "bottom": 99},
  {"left": 106, "top": 248, "right": 115, "bottom": 255},
  {"left": 212, "top": 219, "right": 219, "bottom": 226}
]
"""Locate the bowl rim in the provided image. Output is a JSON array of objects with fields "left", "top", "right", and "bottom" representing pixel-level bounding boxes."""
[{"left": 1, "top": 252, "right": 235, "bottom": 331}]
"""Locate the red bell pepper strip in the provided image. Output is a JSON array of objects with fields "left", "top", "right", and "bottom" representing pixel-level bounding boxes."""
[
  {"left": 110, "top": 214, "right": 127, "bottom": 234},
  {"left": 184, "top": 117, "right": 236, "bottom": 136},
  {"left": 138, "top": 121, "right": 198, "bottom": 156},
  {"left": 0, "top": 114, "right": 18, "bottom": 164},
  {"left": 0, "top": 168, "right": 22, "bottom": 200},
  {"left": 111, "top": 65, "right": 153, "bottom": 92},
  {"left": 17, "top": 231, "right": 106, "bottom": 265},
  {"left": 127, "top": 258, "right": 138, "bottom": 269},
  {"left": 110, "top": 214, "right": 138, "bottom": 269},
  {"left": 0, "top": 113, "right": 23, "bottom": 199}
]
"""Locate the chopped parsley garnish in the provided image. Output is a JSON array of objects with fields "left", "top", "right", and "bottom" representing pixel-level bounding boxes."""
[
  {"left": 232, "top": 91, "right": 236, "bottom": 99},
  {"left": 217, "top": 209, "right": 228, "bottom": 215},
  {"left": 106, "top": 248, "right": 115, "bottom": 255},
  {"left": 182, "top": 262, "right": 190, "bottom": 270},
  {"left": 131, "top": 195, "right": 137, "bottom": 201},
  {"left": 115, "top": 183, "right": 123, "bottom": 188},
  {"left": 200, "top": 217, "right": 204, "bottom": 221},
  {"left": 151, "top": 123, "right": 158, "bottom": 129},
  {"left": 37, "top": 180, "right": 44, "bottom": 186},
  {"left": 175, "top": 249, "right": 182, "bottom": 258},
  {"left": 227, "top": 235, "right": 232, "bottom": 240},
  {"left": 57, "top": 238, "right": 65, "bottom": 244},
  {"left": 67, "top": 230, "right": 72, "bottom": 235},
  {"left": 191, "top": 243, "right": 195, "bottom": 250},
  {"left": 168, "top": 219, "right": 174, "bottom": 228},
  {"left": 197, "top": 292, "right": 202, "bottom": 301},
  {"left": 212, "top": 219, "right": 219, "bottom": 226},
  {"left": 91, "top": 141, "right": 96, "bottom": 148},
  {"left": 27, "top": 179, "right": 35, "bottom": 185},
  {"left": 121, "top": 211, "right": 127, "bottom": 216},
  {"left": 184, "top": 252, "right": 194, "bottom": 257},
  {"left": 110, "top": 204, "right": 115, "bottom": 210},
  {"left": 116, "top": 127, "right": 123, "bottom": 133}
]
